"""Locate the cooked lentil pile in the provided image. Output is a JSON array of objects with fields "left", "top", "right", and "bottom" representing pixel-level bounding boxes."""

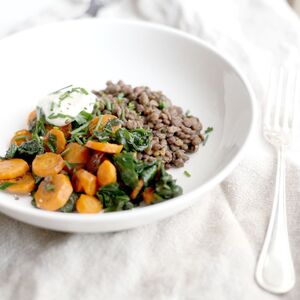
[{"left": 93, "top": 81, "right": 204, "bottom": 168}]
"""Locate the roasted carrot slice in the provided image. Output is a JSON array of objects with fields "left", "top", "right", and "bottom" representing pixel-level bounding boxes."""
[
  {"left": 89, "top": 115, "right": 121, "bottom": 134},
  {"left": 0, "top": 159, "right": 29, "bottom": 180},
  {"left": 32, "top": 153, "right": 65, "bottom": 177},
  {"left": 35, "top": 174, "right": 73, "bottom": 211},
  {"left": 62, "top": 143, "right": 90, "bottom": 169},
  {"left": 27, "top": 110, "right": 37, "bottom": 127},
  {"left": 2, "top": 173, "right": 35, "bottom": 194},
  {"left": 75, "top": 169, "right": 97, "bottom": 196},
  {"left": 85, "top": 141, "right": 123, "bottom": 154},
  {"left": 97, "top": 160, "right": 117, "bottom": 187},
  {"left": 76, "top": 194, "right": 103, "bottom": 214},
  {"left": 11, "top": 129, "right": 32, "bottom": 146},
  {"left": 131, "top": 179, "right": 144, "bottom": 200},
  {"left": 142, "top": 187, "right": 156, "bottom": 204},
  {"left": 45, "top": 128, "right": 66, "bottom": 154}
]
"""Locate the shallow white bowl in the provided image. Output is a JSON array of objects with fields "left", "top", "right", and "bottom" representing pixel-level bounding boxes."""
[{"left": 0, "top": 19, "right": 255, "bottom": 232}]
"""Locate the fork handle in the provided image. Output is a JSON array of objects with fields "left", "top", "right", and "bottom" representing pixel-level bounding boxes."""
[{"left": 255, "top": 146, "right": 295, "bottom": 294}]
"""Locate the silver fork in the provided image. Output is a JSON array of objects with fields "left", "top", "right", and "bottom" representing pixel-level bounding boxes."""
[{"left": 255, "top": 67, "right": 297, "bottom": 294}]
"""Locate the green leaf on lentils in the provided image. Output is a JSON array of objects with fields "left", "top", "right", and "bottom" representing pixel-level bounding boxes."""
[{"left": 114, "top": 128, "right": 152, "bottom": 152}]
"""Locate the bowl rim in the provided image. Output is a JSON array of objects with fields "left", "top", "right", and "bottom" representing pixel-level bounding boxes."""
[{"left": 0, "top": 18, "right": 257, "bottom": 222}]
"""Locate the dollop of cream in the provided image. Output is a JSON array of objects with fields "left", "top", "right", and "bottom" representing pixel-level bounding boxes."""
[{"left": 39, "top": 85, "right": 96, "bottom": 126}]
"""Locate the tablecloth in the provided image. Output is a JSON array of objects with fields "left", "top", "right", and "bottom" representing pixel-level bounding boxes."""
[{"left": 0, "top": 0, "right": 300, "bottom": 299}]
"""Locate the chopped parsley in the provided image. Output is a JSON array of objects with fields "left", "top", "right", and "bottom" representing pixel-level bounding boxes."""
[
  {"left": 117, "top": 92, "right": 124, "bottom": 101},
  {"left": 43, "top": 183, "right": 55, "bottom": 192},
  {"left": 205, "top": 127, "right": 214, "bottom": 134},
  {"left": 0, "top": 182, "right": 15, "bottom": 190},
  {"left": 58, "top": 87, "right": 89, "bottom": 103},
  {"left": 184, "top": 170, "right": 191, "bottom": 178},
  {"left": 52, "top": 85, "right": 73, "bottom": 94},
  {"left": 64, "top": 161, "right": 80, "bottom": 170},
  {"left": 158, "top": 101, "right": 167, "bottom": 110},
  {"left": 128, "top": 101, "right": 135, "bottom": 110},
  {"left": 48, "top": 113, "right": 74, "bottom": 120},
  {"left": 47, "top": 133, "right": 57, "bottom": 153},
  {"left": 203, "top": 127, "right": 214, "bottom": 146}
]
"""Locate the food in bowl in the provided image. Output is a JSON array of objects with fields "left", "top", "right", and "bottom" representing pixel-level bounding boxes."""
[{"left": 0, "top": 83, "right": 211, "bottom": 213}]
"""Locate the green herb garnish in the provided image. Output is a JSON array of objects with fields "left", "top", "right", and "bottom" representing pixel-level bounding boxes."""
[
  {"left": 0, "top": 182, "right": 15, "bottom": 190},
  {"left": 52, "top": 85, "right": 73, "bottom": 94},
  {"left": 184, "top": 171, "right": 191, "bottom": 177},
  {"left": 203, "top": 127, "right": 214, "bottom": 146},
  {"left": 128, "top": 101, "right": 135, "bottom": 110},
  {"left": 44, "top": 183, "right": 55, "bottom": 192},
  {"left": 158, "top": 101, "right": 167, "bottom": 110},
  {"left": 205, "top": 127, "right": 214, "bottom": 134},
  {"left": 114, "top": 128, "right": 152, "bottom": 152},
  {"left": 47, "top": 133, "right": 57, "bottom": 153},
  {"left": 117, "top": 92, "right": 124, "bottom": 101},
  {"left": 48, "top": 113, "right": 74, "bottom": 120},
  {"left": 14, "top": 135, "right": 30, "bottom": 141},
  {"left": 64, "top": 161, "right": 80, "bottom": 170}
]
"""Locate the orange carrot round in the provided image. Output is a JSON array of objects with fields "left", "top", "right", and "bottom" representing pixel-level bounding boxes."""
[
  {"left": 0, "top": 159, "right": 29, "bottom": 180},
  {"left": 85, "top": 140, "right": 123, "bottom": 154},
  {"left": 76, "top": 194, "right": 103, "bottom": 213},
  {"left": 45, "top": 128, "right": 66, "bottom": 154},
  {"left": 32, "top": 153, "right": 65, "bottom": 177},
  {"left": 11, "top": 129, "right": 32, "bottom": 146},
  {"left": 97, "top": 160, "right": 117, "bottom": 187},
  {"left": 3, "top": 173, "right": 35, "bottom": 194},
  {"left": 35, "top": 174, "right": 73, "bottom": 211}
]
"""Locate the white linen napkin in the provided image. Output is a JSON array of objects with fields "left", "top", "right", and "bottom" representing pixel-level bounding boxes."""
[{"left": 0, "top": 1, "right": 300, "bottom": 299}]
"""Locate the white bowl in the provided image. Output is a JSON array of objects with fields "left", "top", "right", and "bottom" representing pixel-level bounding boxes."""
[{"left": 0, "top": 19, "right": 255, "bottom": 232}]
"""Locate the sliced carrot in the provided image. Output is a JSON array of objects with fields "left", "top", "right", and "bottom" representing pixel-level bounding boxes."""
[
  {"left": 131, "top": 179, "right": 144, "bottom": 200},
  {"left": 45, "top": 128, "right": 66, "bottom": 154},
  {"left": 142, "top": 187, "right": 156, "bottom": 204},
  {"left": 85, "top": 140, "right": 123, "bottom": 154},
  {"left": 89, "top": 115, "right": 121, "bottom": 134},
  {"left": 62, "top": 143, "right": 90, "bottom": 169},
  {"left": 74, "top": 169, "right": 97, "bottom": 196},
  {"left": 76, "top": 194, "right": 103, "bottom": 214},
  {"left": 32, "top": 153, "right": 65, "bottom": 177},
  {"left": 27, "top": 110, "right": 37, "bottom": 127},
  {"left": 11, "top": 129, "right": 32, "bottom": 146},
  {"left": 2, "top": 173, "right": 35, "bottom": 194},
  {"left": 0, "top": 159, "right": 29, "bottom": 180},
  {"left": 97, "top": 160, "right": 117, "bottom": 187},
  {"left": 35, "top": 174, "right": 73, "bottom": 211}
]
